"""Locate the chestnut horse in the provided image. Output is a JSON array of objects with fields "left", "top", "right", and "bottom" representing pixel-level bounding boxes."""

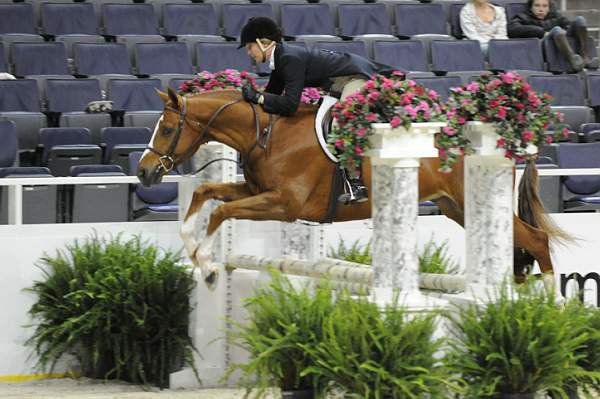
[{"left": 138, "top": 88, "right": 565, "bottom": 293}]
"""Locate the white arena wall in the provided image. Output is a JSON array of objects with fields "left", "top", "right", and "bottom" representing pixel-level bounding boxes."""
[{"left": 0, "top": 213, "right": 599, "bottom": 379}]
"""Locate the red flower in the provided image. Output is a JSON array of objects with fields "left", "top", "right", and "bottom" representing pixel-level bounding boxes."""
[{"left": 522, "top": 130, "right": 534, "bottom": 142}]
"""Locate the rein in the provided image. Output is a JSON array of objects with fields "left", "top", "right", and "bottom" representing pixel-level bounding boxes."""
[{"left": 146, "top": 95, "right": 278, "bottom": 176}]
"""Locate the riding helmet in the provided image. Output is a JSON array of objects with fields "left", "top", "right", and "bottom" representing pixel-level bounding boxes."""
[{"left": 238, "top": 17, "right": 282, "bottom": 49}]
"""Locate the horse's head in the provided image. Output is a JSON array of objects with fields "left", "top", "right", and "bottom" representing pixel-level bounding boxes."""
[{"left": 137, "top": 88, "right": 205, "bottom": 187}]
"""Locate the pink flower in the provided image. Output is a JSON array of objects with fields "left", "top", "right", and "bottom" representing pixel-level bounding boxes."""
[
  {"left": 335, "top": 139, "right": 344, "bottom": 149},
  {"left": 522, "top": 130, "right": 534, "bottom": 142},
  {"left": 545, "top": 135, "right": 553, "bottom": 144},
  {"left": 497, "top": 137, "right": 506, "bottom": 147},
  {"left": 390, "top": 116, "right": 402, "bottom": 128},
  {"left": 357, "top": 128, "right": 368, "bottom": 137},
  {"left": 439, "top": 148, "right": 446, "bottom": 158},
  {"left": 401, "top": 93, "right": 414, "bottom": 105},
  {"left": 443, "top": 126, "right": 456, "bottom": 136},
  {"left": 466, "top": 82, "right": 479, "bottom": 93},
  {"left": 365, "top": 113, "right": 378, "bottom": 122},
  {"left": 404, "top": 105, "right": 418, "bottom": 119},
  {"left": 562, "top": 127, "right": 569, "bottom": 138},
  {"left": 363, "top": 80, "right": 375, "bottom": 90},
  {"left": 489, "top": 99, "right": 499, "bottom": 108},
  {"left": 418, "top": 101, "right": 430, "bottom": 111},
  {"left": 456, "top": 116, "right": 466, "bottom": 125},
  {"left": 367, "top": 91, "right": 380, "bottom": 102},
  {"left": 355, "top": 93, "right": 366, "bottom": 103},
  {"left": 392, "top": 70, "right": 404, "bottom": 76},
  {"left": 497, "top": 107, "right": 507, "bottom": 119},
  {"left": 501, "top": 72, "right": 515, "bottom": 84},
  {"left": 428, "top": 90, "right": 439, "bottom": 100},
  {"left": 355, "top": 145, "right": 364, "bottom": 156}
]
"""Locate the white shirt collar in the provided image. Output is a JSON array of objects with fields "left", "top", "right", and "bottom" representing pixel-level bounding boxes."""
[{"left": 268, "top": 47, "right": 276, "bottom": 70}]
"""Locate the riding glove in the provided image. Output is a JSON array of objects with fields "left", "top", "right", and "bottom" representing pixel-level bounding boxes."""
[{"left": 242, "top": 84, "right": 262, "bottom": 104}]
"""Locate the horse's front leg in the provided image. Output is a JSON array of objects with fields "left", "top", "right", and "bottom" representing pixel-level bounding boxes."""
[
  {"left": 180, "top": 182, "right": 252, "bottom": 286},
  {"left": 196, "top": 190, "right": 292, "bottom": 287}
]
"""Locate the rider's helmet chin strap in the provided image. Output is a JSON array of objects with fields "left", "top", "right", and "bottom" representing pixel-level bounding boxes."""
[{"left": 255, "top": 38, "right": 276, "bottom": 64}]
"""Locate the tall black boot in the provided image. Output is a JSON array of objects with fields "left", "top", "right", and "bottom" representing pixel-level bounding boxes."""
[
  {"left": 554, "top": 31, "right": 584, "bottom": 72},
  {"left": 337, "top": 169, "right": 368, "bottom": 204},
  {"left": 574, "top": 24, "right": 599, "bottom": 69}
]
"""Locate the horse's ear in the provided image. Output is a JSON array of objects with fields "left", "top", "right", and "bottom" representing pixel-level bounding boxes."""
[
  {"left": 167, "top": 87, "right": 181, "bottom": 111},
  {"left": 156, "top": 89, "right": 170, "bottom": 103}
]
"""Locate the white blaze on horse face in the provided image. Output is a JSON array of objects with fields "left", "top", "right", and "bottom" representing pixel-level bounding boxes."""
[{"left": 141, "top": 114, "right": 165, "bottom": 159}]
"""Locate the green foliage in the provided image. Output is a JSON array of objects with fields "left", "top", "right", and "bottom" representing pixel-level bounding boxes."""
[
  {"left": 227, "top": 271, "right": 335, "bottom": 397},
  {"left": 328, "top": 237, "right": 372, "bottom": 265},
  {"left": 445, "top": 283, "right": 599, "bottom": 397},
  {"left": 302, "top": 291, "right": 457, "bottom": 398},
  {"left": 328, "top": 237, "right": 459, "bottom": 275},
  {"left": 566, "top": 303, "right": 600, "bottom": 396},
  {"left": 25, "top": 233, "right": 197, "bottom": 388},
  {"left": 418, "top": 239, "right": 460, "bottom": 275}
]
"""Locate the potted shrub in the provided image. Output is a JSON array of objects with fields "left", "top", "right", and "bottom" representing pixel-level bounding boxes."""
[
  {"left": 301, "top": 290, "right": 460, "bottom": 398},
  {"left": 439, "top": 72, "right": 569, "bottom": 172},
  {"left": 227, "top": 271, "right": 335, "bottom": 398},
  {"left": 328, "top": 73, "right": 447, "bottom": 179},
  {"left": 25, "top": 234, "right": 197, "bottom": 388},
  {"left": 445, "top": 282, "right": 597, "bottom": 398}
]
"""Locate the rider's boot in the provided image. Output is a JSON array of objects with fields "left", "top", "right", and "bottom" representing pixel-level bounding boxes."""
[{"left": 337, "top": 169, "right": 368, "bottom": 204}]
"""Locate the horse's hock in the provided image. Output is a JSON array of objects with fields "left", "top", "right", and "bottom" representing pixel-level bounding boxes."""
[{"left": 169, "top": 119, "right": 522, "bottom": 388}]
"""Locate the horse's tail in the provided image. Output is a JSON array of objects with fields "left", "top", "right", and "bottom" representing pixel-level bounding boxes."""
[{"left": 518, "top": 159, "right": 572, "bottom": 243}]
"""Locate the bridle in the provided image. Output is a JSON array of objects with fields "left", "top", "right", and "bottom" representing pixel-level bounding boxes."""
[{"left": 145, "top": 96, "right": 242, "bottom": 174}]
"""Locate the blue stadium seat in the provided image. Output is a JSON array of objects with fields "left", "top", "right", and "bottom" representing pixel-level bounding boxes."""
[
  {"left": 431, "top": 40, "right": 485, "bottom": 72},
  {"left": 395, "top": 3, "right": 448, "bottom": 38},
  {"left": 10, "top": 42, "right": 70, "bottom": 76},
  {"left": 505, "top": 2, "right": 528, "bottom": 23},
  {"left": 108, "top": 79, "right": 164, "bottom": 112},
  {"left": 372, "top": 40, "right": 428, "bottom": 72},
  {"left": 101, "top": 127, "right": 152, "bottom": 173},
  {"left": 0, "top": 3, "right": 36, "bottom": 34},
  {"left": 0, "top": 120, "right": 17, "bottom": 167},
  {"left": 102, "top": 3, "right": 159, "bottom": 36},
  {"left": 488, "top": 38, "right": 544, "bottom": 71},
  {"left": 162, "top": 3, "right": 220, "bottom": 36},
  {"left": 73, "top": 42, "right": 132, "bottom": 76},
  {"left": 0, "top": 166, "right": 57, "bottom": 224},
  {"left": 69, "top": 164, "right": 129, "bottom": 223},
  {"left": 313, "top": 40, "right": 368, "bottom": 58},
  {"left": 40, "top": 2, "right": 98, "bottom": 36},
  {"left": 222, "top": 3, "right": 275, "bottom": 39},
  {"left": 581, "top": 123, "right": 600, "bottom": 143},
  {"left": 338, "top": 3, "right": 392, "bottom": 37},
  {"left": 45, "top": 78, "right": 110, "bottom": 144},
  {"left": 128, "top": 152, "right": 178, "bottom": 221},
  {"left": 0, "top": 43, "right": 7, "bottom": 73},
  {"left": 39, "top": 127, "right": 102, "bottom": 177},
  {"left": 195, "top": 42, "right": 257, "bottom": 73},
  {"left": 448, "top": 2, "right": 466, "bottom": 38},
  {"left": 528, "top": 75, "right": 585, "bottom": 106},
  {"left": 135, "top": 42, "right": 193, "bottom": 75},
  {"left": 586, "top": 72, "right": 600, "bottom": 107},
  {"left": 557, "top": 142, "right": 600, "bottom": 212},
  {"left": 408, "top": 75, "right": 462, "bottom": 102},
  {"left": 280, "top": 3, "right": 336, "bottom": 38},
  {"left": 0, "top": 79, "right": 47, "bottom": 154}
]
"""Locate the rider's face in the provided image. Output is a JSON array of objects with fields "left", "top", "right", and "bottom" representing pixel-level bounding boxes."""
[{"left": 245, "top": 43, "right": 264, "bottom": 64}]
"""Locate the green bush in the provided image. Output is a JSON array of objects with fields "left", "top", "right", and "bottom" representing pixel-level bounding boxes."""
[
  {"left": 445, "top": 283, "right": 599, "bottom": 397},
  {"left": 302, "top": 292, "right": 457, "bottom": 398},
  {"left": 228, "top": 271, "right": 335, "bottom": 397},
  {"left": 328, "top": 237, "right": 459, "bottom": 275},
  {"left": 566, "top": 303, "right": 600, "bottom": 396},
  {"left": 25, "top": 234, "right": 197, "bottom": 388}
]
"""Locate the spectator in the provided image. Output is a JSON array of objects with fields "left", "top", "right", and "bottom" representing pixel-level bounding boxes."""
[
  {"left": 508, "top": 0, "right": 599, "bottom": 71},
  {"left": 460, "top": 0, "right": 508, "bottom": 55}
]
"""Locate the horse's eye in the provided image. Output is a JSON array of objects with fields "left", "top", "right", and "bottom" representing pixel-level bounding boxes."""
[{"left": 162, "top": 127, "right": 174, "bottom": 136}]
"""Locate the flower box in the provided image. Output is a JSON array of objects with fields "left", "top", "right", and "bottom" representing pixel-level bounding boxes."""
[{"left": 368, "top": 122, "right": 445, "bottom": 161}]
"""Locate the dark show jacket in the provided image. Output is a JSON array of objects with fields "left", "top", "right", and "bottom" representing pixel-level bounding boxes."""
[
  {"left": 508, "top": 9, "right": 571, "bottom": 38},
  {"left": 262, "top": 43, "right": 395, "bottom": 116}
]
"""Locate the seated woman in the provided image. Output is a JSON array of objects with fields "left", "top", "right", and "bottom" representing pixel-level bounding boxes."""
[
  {"left": 460, "top": 0, "right": 508, "bottom": 55},
  {"left": 508, "top": 0, "right": 599, "bottom": 71}
]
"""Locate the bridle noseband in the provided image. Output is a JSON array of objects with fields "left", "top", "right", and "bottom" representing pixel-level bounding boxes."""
[{"left": 146, "top": 96, "right": 242, "bottom": 174}]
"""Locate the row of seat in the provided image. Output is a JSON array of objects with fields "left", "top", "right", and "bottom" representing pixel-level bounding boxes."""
[
  {"left": 0, "top": 2, "right": 532, "bottom": 39},
  {"left": 0, "top": 155, "right": 178, "bottom": 224}
]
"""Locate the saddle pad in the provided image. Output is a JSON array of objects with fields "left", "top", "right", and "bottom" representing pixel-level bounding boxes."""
[{"left": 314, "top": 95, "right": 339, "bottom": 163}]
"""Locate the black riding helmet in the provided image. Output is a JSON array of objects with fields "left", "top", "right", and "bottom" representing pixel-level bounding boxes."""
[{"left": 237, "top": 17, "right": 282, "bottom": 49}]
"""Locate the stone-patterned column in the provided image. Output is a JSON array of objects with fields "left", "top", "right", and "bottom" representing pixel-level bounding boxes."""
[
  {"left": 281, "top": 222, "right": 325, "bottom": 260},
  {"left": 463, "top": 122, "right": 514, "bottom": 288},
  {"left": 371, "top": 162, "right": 420, "bottom": 299}
]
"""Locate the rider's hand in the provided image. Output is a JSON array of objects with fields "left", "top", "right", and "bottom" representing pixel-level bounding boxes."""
[{"left": 242, "top": 84, "right": 261, "bottom": 104}]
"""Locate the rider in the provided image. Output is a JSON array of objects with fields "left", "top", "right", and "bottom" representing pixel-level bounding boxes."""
[{"left": 238, "top": 16, "right": 395, "bottom": 204}]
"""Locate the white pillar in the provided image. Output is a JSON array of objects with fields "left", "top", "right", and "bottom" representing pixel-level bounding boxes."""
[
  {"left": 280, "top": 222, "right": 325, "bottom": 260},
  {"left": 463, "top": 122, "right": 514, "bottom": 292},
  {"left": 368, "top": 122, "right": 446, "bottom": 309}
]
